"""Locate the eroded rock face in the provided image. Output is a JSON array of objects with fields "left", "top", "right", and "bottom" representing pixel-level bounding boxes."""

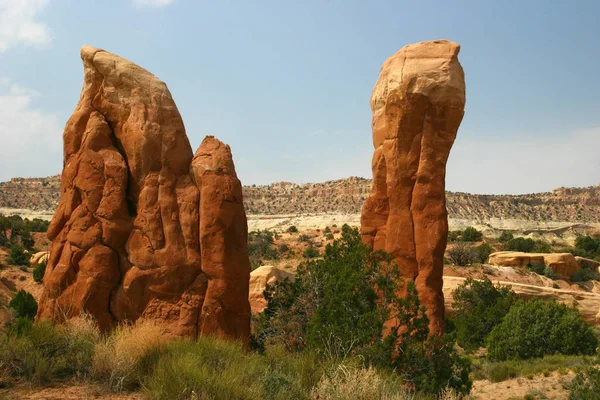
[
  {"left": 361, "top": 40, "right": 466, "bottom": 335},
  {"left": 37, "top": 46, "right": 250, "bottom": 342}
]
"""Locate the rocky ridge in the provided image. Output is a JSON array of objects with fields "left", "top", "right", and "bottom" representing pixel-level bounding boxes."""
[{"left": 2, "top": 175, "right": 600, "bottom": 226}]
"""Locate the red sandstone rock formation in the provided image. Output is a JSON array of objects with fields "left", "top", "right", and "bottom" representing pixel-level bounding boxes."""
[
  {"left": 37, "top": 46, "right": 250, "bottom": 342},
  {"left": 361, "top": 40, "right": 466, "bottom": 335}
]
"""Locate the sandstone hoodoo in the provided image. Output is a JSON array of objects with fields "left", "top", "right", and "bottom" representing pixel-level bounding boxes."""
[
  {"left": 361, "top": 40, "right": 466, "bottom": 335},
  {"left": 37, "top": 46, "right": 251, "bottom": 342}
]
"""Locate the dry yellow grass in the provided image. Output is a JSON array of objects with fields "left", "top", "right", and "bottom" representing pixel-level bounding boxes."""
[
  {"left": 92, "top": 319, "right": 167, "bottom": 391},
  {"left": 309, "top": 364, "right": 413, "bottom": 400}
]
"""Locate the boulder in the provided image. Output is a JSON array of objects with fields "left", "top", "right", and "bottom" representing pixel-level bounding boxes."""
[
  {"left": 37, "top": 46, "right": 251, "bottom": 342},
  {"left": 29, "top": 251, "right": 49, "bottom": 266},
  {"left": 488, "top": 251, "right": 580, "bottom": 279},
  {"left": 361, "top": 40, "right": 466, "bottom": 335},
  {"left": 249, "top": 266, "right": 295, "bottom": 313}
]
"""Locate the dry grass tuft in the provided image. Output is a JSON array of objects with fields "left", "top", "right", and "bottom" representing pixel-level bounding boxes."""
[
  {"left": 310, "top": 364, "right": 412, "bottom": 400},
  {"left": 92, "top": 319, "right": 166, "bottom": 392}
]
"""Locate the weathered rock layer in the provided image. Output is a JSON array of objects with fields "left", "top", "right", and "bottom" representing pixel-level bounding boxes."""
[
  {"left": 361, "top": 40, "right": 466, "bottom": 335},
  {"left": 37, "top": 47, "right": 250, "bottom": 342}
]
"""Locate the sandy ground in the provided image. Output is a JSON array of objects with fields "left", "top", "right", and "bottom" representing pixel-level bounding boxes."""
[
  {"left": 0, "top": 384, "right": 145, "bottom": 399},
  {"left": 471, "top": 371, "right": 574, "bottom": 400}
]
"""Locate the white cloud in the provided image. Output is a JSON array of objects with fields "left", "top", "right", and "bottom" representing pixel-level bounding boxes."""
[
  {"left": 0, "top": 78, "right": 62, "bottom": 181},
  {"left": 447, "top": 128, "right": 600, "bottom": 194},
  {"left": 133, "top": 0, "right": 175, "bottom": 7},
  {"left": 0, "top": 0, "right": 52, "bottom": 52}
]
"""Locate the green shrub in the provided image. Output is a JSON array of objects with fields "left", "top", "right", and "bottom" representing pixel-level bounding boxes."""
[
  {"left": 499, "top": 231, "right": 514, "bottom": 243},
  {"left": 452, "top": 277, "right": 516, "bottom": 352},
  {"left": 527, "top": 262, "right": 546, "bottom": 275},
  {"left": 504, "top": 237, "right": 535, "bottom": 252},
  {"left": 9, "top": 290, "right": 37, "bottom": 319},
  {"left": 255, "top": 227, "right": 472, "bottom": 395},
  {"left": 7, "top": 244, "right": 29, "bottom": 266},
  {"left": 569, "top": 367, "right": 600, "bottom": 400},
  {"left": 303, "top": 247, "right": 319, "bottom": 259},
  {"left": 461, "top": 227, "right": 483, "bottom": 242},
  {"left": 287, "top": 226, "right": 298, "bottom": 233},
  {"left": 474, "top": 242, "right": 494, "bottom": 264},
  {"left": 0, "top": 317, "right": 99, "bottom": 385},
  {"left": 278, "top": 244, "right": 290, "bottom": 254},
  {"left": 543, "top": 267, "right": 556, "bottom": 280},
  {"left": 33, "top": 261, "right": 46, "bottom": 283},
  {"left": 571, "top": 268, "right": 600, "bottom": 282},
  {"left": 573, "top": 235, "right": 600, "bottom": 260},
  {"left": 532, "top": 240, "right": 552, "bottom": 253},
  {"left": 487, "top": 299, "right": 598, "bottom": 361}
]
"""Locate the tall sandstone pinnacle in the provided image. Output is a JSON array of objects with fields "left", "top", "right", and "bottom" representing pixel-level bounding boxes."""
[
  {"left": 37, "top": 46, "right": 251, "bottom": 342},
  {"left": 361, "top": 40, "right": 466, "bottom": 335}
]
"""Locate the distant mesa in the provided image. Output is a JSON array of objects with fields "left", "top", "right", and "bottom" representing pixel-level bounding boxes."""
[
  {"left": 361, "top": 39, "right": 466, "bottom": 335},
  {"left": 36, "top": 46, "right": 251, "bottom": 342}
]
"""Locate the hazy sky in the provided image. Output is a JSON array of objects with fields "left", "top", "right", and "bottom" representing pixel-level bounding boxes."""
[{"left": 0, "top": 0, "right": 599, "bottom": 194}]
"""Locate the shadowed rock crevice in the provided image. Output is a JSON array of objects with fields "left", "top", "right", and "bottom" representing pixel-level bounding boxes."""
[
  {"left": 37, "top": 46, "right": 251, "bottom": 342},
  {"left": 361, "top": 40, "right": 466, "bottom": 336}
]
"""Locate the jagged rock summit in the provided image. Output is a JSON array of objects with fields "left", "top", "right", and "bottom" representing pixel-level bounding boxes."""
[
  {"left": 361, "top": 40, "right": 466, "bottom": 335},
  {"left": 37, "top": 46, "right": 251, "bottom": 342}
]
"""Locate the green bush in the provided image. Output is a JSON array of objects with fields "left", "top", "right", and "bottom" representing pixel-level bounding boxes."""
[
  {"left": 474, "top": 242, "right": 494, "bottom": 264},
  {"left": 504, "top": 237, "right": 535, "bottom": 252},
  {"left": 573, "top": 235, "right": 600, "bottom": 260},
  {"left": 571, "top": 268, "right": 600, "bottom": 282},
  {"left": 303, "top": 247, "right": 319, "bottom": 259},
  {"left": 9, "top": 290, "right": 38, "bottom": 319},
  {"left": 532, "top": 240, "right": 552, "bottom": 253},
  {"left": 287, "top": 226, "right": 298, "bottom": 233},
  {"left": 452, "top": 277, "right": 516, "bottom": 352},
  {"left": 0, "top": 318, "right": 98, "bottom": 385},
  {"left": 8, "top": 244, "right": 29, "bottom": 266},
  {"left": 526, "top": 262, "right": 545, "bottom": 275},
  {"left": 569, "top": 367, "right": 600, "bottom": 400},
  {"left": 255, "top": 227, "right": 472, "bottom": 395},
  {"left": 498, "top": 231, "right": 514, "bottom": 243},
  {"left": 461, "top": 227, "right": 483, "bottom": 242},
  {"left": 33, "top": 261, "right": 46, "bottom": 283},
  {"left": 487, "top": 299, "right": 598, "bottom": 361}
]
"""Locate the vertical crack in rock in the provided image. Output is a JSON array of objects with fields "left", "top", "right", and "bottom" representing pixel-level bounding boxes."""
[
  {"left": 361, "top": 40, "right": 466, "bottom": 336},
  {"left": 37, "top": 46, "right": 251, "bottom": 342}
]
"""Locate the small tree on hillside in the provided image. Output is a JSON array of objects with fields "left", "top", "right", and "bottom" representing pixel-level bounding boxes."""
[
  {"left": 8, "top": 244, "right": 29, "bottom": 266},
  {"left": 461, "top": 227, "right": 483, "bottom": 242}
]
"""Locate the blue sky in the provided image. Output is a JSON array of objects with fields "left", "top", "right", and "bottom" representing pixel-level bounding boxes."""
[{"left": 0, "top": 0, "right": 599, "bottom": 194}]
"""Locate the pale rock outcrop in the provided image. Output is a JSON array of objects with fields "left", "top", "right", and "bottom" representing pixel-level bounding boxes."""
[
  {"left": 488, "top": 251, "right": 580, "bottom": 279},
  {"left": 361, "top": 40, "right": 466, "bottom": 335},
  {"left": 249, "top": 266, "right": 295, "bottom": 313},
  {"left": 30, "top": 251, "right": 49, "bottom": 266},
  {"left": 37, "top": 46, "right": 250, "bottom": 342}
]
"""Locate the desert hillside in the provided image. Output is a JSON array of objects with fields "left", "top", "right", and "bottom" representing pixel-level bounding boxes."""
[{"left": 1, "top": 175, "right": 599, "bottom": 227}]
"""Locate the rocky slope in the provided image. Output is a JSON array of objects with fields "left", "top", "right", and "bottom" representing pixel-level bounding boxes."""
[{"left": 1, "top": 175, "right": 599, "bottom": 226}]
